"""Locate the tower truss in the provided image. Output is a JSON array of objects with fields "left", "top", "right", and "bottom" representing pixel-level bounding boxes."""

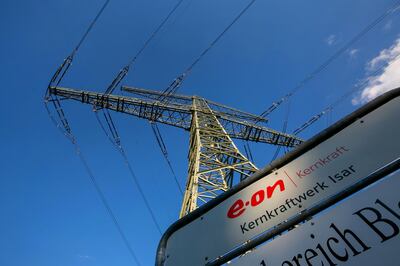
[{"left": 47, "top": 85, "right": 303, "bottom": 217}]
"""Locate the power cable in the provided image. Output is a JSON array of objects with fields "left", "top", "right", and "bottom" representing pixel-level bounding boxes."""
[
  {"left": 292, "top": 53, "right": 400, "bottom": 135},
  {"left": 73, "top": 0, "right": 111, "bottom": 56},
  {"left": 96, "top": 108, "right": 184, "bottom": 199},
  {"left": 157, "top": 0, "right": 258, "bottom": 102},
  {"left": 44, "top": 2, "right": 144, "bottom": 263},
  {"left": 243, "top": 140, "right": 254, "bottom": 163},
  {"left": 166, "top": 0, "right": 195, "bottom": 29},
  {"left": 258, "top": 0, "right": 400, "bottom": 120},
  {"left": 46, "top": 0, "right": 110, "bottom": 93},
  {"left": 95, "top": 0, "right": 188, "bottom": 221},
  {"left": 99, "top": 0, "right": 258, "bottom": 198},
  {"left": 129, "top": 0, "right": 187, "bottom": 66},
  {"left": 150, "top": 122, "right": 184, "bottom": 195},
  {"left": 94, "top": 110, "right": 163, "bottom": 235},
  {"left": 270, "top": 99, "right": 291, "bottom": 162},
  {"left": 104, "top": 0, "right": 187, "bottom": 95},
  {"left": 45, "top": 102, "right": 141, "bottom": 265}
]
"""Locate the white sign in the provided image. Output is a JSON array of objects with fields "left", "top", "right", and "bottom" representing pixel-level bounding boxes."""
[
  {"left": 229, "top": 171, "right": 400, "bottom": 266},
  {"left": 162, "top": 95, "right": 400, "bottom": 266}
]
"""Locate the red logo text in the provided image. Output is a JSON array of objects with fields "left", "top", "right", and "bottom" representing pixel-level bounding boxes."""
[{"left": 227, "top": 179, "right": 286, "bottom": 219}]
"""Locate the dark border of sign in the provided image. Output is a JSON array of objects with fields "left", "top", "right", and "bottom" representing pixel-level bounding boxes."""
[
  {"left": 156, "top": 87, "right": 400, "bottom": 266},
  {"left": 207, "top": 153, "right": 400, "bottom": 265}
]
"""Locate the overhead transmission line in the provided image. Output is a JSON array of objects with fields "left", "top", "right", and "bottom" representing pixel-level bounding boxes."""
[
  {"left": 150, "top": 122, "right": 184, "bottom": 194},
  {"left": 97, "top": 0, "right": 187, "bottom": 199},
  {"left": 258, "top": 0, "right": 400, "bottom": 120},
  {"left": 105, "top": 0, "right": 257, "bottom": 169},
  {"left": 243, "top": 140, "right": 254, "bottom": 163},
  {"left": 157, "top": 0, "right": 258, "bottom": 102},
  {"left": 264, "top": 0, "right": 400, "bottom": 162},
  {"left": 44, "top": 1, "right": 145, "bottom": 265},
  {"left": 46, "top": 0, "right": 111, "bottom": 91},
  {"left": 104, "top": 0, "right": 186, "bottom": 95},
  {"left": 148, "top": 0, "right": 259, "bottom": 167},
  {"left": 45, "top": 107, "right": 141, "bottom": 266},
  {"left": 98, "top": 0, "right": 258, "bottom": 196},
  {"left": 94, "top": 111, "right": 164, "bottom": 234},
  {"left": 270, "top": 99, "right": 291, "bottom": 162},
  {"left": 49, "top": 0, "right": 165, "bottom": 236},
  {"left": 292, "top": 53, "right": 400, "bottom": 136}
]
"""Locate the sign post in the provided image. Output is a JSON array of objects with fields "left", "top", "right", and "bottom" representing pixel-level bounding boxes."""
[{"left": 156, "top": 88, "right": 400, "bottom": 266}]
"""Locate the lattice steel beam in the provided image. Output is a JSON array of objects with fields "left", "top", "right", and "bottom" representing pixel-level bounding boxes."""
[
  {"left": 48, "top": 86, "right": 303, "bottom": 217},
  {"left": 49, "top": 87, "right": 302, "bottom": 146}
]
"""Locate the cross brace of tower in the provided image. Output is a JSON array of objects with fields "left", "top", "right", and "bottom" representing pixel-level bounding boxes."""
[{"left": 47, "top": 85, "right": 303, "bottom": 217}]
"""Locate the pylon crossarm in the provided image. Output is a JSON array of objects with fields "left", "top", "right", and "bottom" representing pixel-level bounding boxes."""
[
  {"left": 122, "top": 86, "right": 267, "bottom": 124},
  {"left": 49, "top": 86, "right": 193, "bottom": 129},
  {"left": 217, "top": 115, "right": 303, "bottom": 146},
  {"left": 204, "top": 99, "right": 267, "bottom": 124},
  {"left": 122, "top": 86, "right": 193, "bottom": 106}
]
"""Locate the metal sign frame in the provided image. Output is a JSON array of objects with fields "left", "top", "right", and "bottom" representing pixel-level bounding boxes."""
[
  {"left": 156, "top": 87, "right": 400, "bottom": 266},
  {"left": 227, "top": 165, "right": 400, "bottom": 266},
  {"left": 209, "top": 158, "right": 400, "bottom": 265}
]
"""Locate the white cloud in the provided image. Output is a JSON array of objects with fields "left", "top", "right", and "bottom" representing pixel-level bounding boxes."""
[
  {"left": 348, "top": 48, "right": 359, "bottom": 58},
  {"left": 383, "top": 20, "right": 392, "bottom": 31},
  {"left": 352, "top": 38, "right": 400, "bottom": 104},
  {"left": 78, "top": 254, "right": 94, "bottom": 260},
  {"left": 367, "top": 38, "right": 400, "bottom": 70},
  {"left": 325, "top": 34, "right": 336, "bottom": 46}
]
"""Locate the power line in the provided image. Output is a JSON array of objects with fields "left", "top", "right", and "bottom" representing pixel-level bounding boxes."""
[
  {"left": 98, "top": 0, "right": 188, "bottom": 209},
  {"left": 73, "top": 0, "right": 111, "bottom": 55},
  {"left": 94, "top": 108, "right": 185, "bottom": 200},
  {"left": 292, "top": 53, "right": 400, "bottom": 135},
  {"left": 129, "top": 0, "right": 186, "bottom": 66},
  {"left": 46, "top": 0, "right": 110, "bottom": 92},
  {"left": 44, "top": 102, "right": 141, "bottom": 265},
  {"left": 44, "top": 1, "right": 144, "bottom": 263},
  {"left": 185, "top": 0, "right": 257, "bottom": 74},
  {"left": 150, "top": 122, "right": 184, "bottom": 195},
  {"left": 243, "top": 140, "right": 254, "bottom": 163},
  {"left": 102, "top": 0, "right": 259, "bottom": 184},
  {"left": 270, "top": 99, "right": 291, "bottom": 162},
  {"left": 73, "top": 143, "right": 142, "bottom": 266},
  {"left": 258, "top": 0, "right": 400, "bottom": 119},
  {"left": 105, "top": 0, "right": 187, "bottom": 95},
  {"left": 157, "top": 0, "right": 258, "bottom": 102},
  {"left": 166, "top": 0, "right": 195, "bottom": 29},
  {"left": 94, "top": 110, "right": 163, "bottom": 235}
]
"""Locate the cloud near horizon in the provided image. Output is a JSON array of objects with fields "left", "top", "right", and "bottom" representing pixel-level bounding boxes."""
[{"left": 352, "top": 38, "right": 400, "bottom": 104}]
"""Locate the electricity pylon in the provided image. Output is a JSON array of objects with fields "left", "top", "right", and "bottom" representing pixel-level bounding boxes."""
[{"left": 48, "top": 86, "right": 303, "bottom": 217}]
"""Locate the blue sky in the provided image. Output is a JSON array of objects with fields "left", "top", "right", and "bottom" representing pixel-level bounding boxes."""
[{"left": 1, "top": 0, "right": 400, "bottom": 265}]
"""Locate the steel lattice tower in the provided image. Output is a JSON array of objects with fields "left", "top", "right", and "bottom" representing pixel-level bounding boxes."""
[{"left": 48, "top": 85, "right": 303, "bottom": 217}]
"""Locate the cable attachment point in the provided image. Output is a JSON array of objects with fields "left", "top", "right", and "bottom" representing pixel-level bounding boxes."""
[
  {"left": 45, "top": 54, "right": 74, "bottom": 100},
  {"left": 158, "top": 73, "right": 186, "bottom": 102},
  {"left": 105, "top": 65, "right": 130, "bottom": 95},
  {"left": 259, "top": 93, "right": 292, "bottom": 119}
]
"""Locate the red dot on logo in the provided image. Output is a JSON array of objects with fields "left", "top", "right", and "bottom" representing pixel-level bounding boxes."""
[{"left": 245, "top": 201, "right": 249, "bottom": 206}]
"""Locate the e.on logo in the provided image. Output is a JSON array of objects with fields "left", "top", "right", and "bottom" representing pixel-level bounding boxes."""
[{"left": 227, "top": 179, "right": 286, "bottom": 219}]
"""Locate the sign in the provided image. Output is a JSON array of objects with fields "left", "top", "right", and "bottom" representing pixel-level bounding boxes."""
[
  {"left": 157, "top": 89, "right": 400, "bottom": 266},
  {"left": 229, "top": 172, "right": 400, "bottom": 266}
]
